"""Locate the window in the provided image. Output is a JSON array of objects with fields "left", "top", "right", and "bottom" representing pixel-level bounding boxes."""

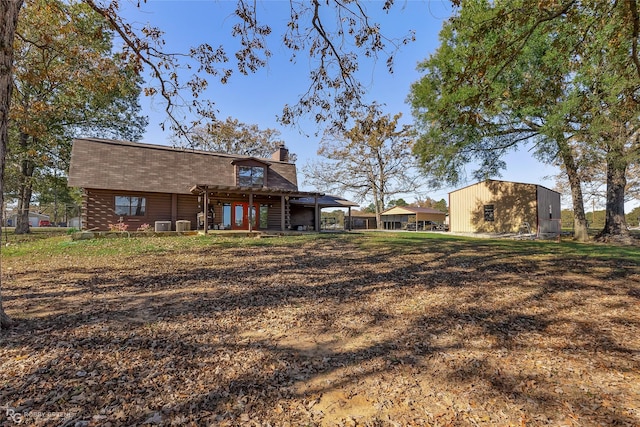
[
  {"left": 222, "top": 203, "right": 231, "bottom": 229},
  {"left": 259, "top": 204, "right": 269, "bottom": 228},
  {"left": 238, "top": 166, "right": 265, "bottom": 187},
  {"left": 484, "top": 204, "right": 494, "bottom": 222},
  {"left": 234, "top": 204, "right": 244, "bottom": 227},
  {"left": 115, "top": 196, "right": 146, "bottom": 216}
]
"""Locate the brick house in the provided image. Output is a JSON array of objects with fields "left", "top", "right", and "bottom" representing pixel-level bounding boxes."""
[{"left": 67, "top": 138, "right": 354, "bottom": 232}]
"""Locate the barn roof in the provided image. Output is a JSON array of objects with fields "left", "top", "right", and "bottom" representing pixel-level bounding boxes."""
[{"left": 448, "top": 179, "right": 560, "bottom": 195}]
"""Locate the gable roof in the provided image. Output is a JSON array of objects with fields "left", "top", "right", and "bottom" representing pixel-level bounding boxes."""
[
  {"left": 68, "top": 138, "right": 299, "bottom": 195},
  {"left": 448, "top": 179, "right": 560, "bottom": 195},
  {"left": 381, "top": 206, "right": 447, "bottom": 216}
]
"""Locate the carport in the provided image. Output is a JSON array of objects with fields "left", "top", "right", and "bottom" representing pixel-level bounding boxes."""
[{"left": 380, "top": 206, "right": 447, "bottom": 230}]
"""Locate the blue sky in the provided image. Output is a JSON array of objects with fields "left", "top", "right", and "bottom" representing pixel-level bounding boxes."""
[{"left": 118, "top": 0, "right": 562, "bottom": 206}]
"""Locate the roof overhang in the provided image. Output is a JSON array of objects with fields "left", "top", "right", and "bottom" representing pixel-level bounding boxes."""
[
  {"left": 289, "top": 194, "right": 359, "bottom": 209},
  {"left": 230, "top": 157, "right": 272, "bottom": 167},
  {"left": 189, "top": 184, "right": 322, "bottom": 198}
]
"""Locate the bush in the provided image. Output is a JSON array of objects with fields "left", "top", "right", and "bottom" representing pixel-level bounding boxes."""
[{"left": 108, "top": 223, "right": 129, "bottom": 232}]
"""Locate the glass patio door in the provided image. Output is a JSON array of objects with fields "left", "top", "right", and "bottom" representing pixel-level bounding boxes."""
[{"left": 231, "top": 202, "right": 258, "bottom": 230}]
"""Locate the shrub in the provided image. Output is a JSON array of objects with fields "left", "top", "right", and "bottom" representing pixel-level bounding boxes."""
[
  {"left": 108, "top": 223, "right": 129, "bottom": 232},
  {"left": 137, "top": 223, "right": 151, "bottom": 232}
]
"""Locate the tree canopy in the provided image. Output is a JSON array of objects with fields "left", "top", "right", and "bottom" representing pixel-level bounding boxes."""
[
  {"left": 303, "top": 106, "right": 420, "bottom": 228},
  {"left": 6, "top": 0, "right": 146, "bottom": 234},
  {"left": 183, "top": 117, "right": 296, "bottom": 162},
  {"left": 84, "top": 0, "right": 415, "bottom": 137},
  {"left": 408, "top": 0, "right": 640, "bottom": 241}
]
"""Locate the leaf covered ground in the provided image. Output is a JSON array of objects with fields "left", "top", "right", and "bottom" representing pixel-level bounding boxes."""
[{"left": 1, "top": 233, "right": 639, "bottom": 426}]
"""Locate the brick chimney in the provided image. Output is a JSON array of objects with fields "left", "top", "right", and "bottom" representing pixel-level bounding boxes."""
[{"left": 271, "top": 143, "right": 289, "bottom": 162}]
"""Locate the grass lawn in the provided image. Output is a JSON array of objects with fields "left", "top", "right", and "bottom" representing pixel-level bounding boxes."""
[{"left": 1, "top": 232, "right": 639, "bottom": 426}]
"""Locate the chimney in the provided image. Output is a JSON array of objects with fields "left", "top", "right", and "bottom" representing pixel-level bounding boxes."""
[{"left": 271, "top": 143, "right": 289, "bottom": 162}]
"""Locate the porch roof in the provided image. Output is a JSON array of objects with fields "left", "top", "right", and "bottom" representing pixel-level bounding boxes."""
[
  {"left": 189, "top": 184, "right": 323, "bottom": 198},
  {"left": 289, "top": 194, "right": 359, "bottom": 209}
]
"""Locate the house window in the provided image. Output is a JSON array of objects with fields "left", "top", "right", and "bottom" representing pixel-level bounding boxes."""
[
  {"left": 238, "top": 166, "right": 265, "bottom": 187},
  {"left": 222, "top": 203, "right": 231, "bottom": 229},
  {"left": 259, "top": 204, "right": 269, "bottom": 228},
  {"left": 484, "top": 204, "right": 494, "bottom": 222},
  {"left": 115, "top": 196, "right": 146, "bottom": 216}
]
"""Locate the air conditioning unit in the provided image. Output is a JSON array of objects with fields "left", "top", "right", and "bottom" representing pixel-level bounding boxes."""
[
  {"left": 175, "top": 220, "right": 191, "bottom": 232},
  {"left": 154, "top": 221, "right": 171, "bottom": 232}
]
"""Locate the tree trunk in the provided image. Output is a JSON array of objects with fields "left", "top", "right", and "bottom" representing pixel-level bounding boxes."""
[
  {"left": 15, "top": 175, "right": 33, "bottom": 233},
  {"left": 597, "top": 142, "right": 630, "bottom": 241},
  {"left": 15, "top": 134, "right": 34, "bottom": 234},
  {"left": 0, "top": 0, "right": 24, "bottom": 330},
  {"left": 374, "top": 197, "right": 383, "bottom": 230},
  {"left": 558, "top": 141, "right": 589, "bottom": 241}
]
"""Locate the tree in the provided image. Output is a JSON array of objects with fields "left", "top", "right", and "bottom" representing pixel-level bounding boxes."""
[
  {"left": 387, "top": 198, "right": 408, "bottom": 208},
  {"left": 412, "top": 197, "right": 447, "bottom": 213},
  {"left": 83, "top": 0, "right": 414, "bottom": 136},
  {"left": 8, "top": 0, "right": 146, "bottom": 234},
  {"left": 0, "top": 0, "right": 23, "bottom": 329},
  {"left": 183, "top": 117, "right": 297, "bottom": 161},
  {"left": 33, "top": 173, "right": 82, "bottom": 225},
  {"left": 409, "top": 0, "right": 640, "bottom": 242},
  {"left": 0, "top": 0, "right": 415, "bottom": 328},
  {"left": 303, "top": 107, "right": 421, "bottom": 229},
  {"left": 362, "top": 203, "right": 376, "bottom": 214}
]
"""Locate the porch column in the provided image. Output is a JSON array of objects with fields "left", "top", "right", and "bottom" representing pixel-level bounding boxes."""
[
  {"left": 314, "top": 195, "right": 320, "bottom": 232},
  {"left": 248, "top": 192, "right": 253, "bottom": 232},
  {"left": 171, "top": 194, "right": 178, "bottom": 230},
  {"left": 281, "top": 195, "right": 285, "bottom": 231},
  {"left": 203, "top": 188, "right": 209, "bottom": 235},
  {"left": 347, "top": 206, "right": 352, "bottom": 231}
]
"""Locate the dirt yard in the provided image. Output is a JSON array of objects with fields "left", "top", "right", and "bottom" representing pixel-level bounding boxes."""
[{"left": 1, "top": 234, "right": 639, "bottom": 426}]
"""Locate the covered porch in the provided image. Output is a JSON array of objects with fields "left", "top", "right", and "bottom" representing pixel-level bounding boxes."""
[
  {"left": 190, "top": 184, "right": 326, "bottom": 233},
  {"left": 189, "top": 186, "right": 357, "bottom": 234}
]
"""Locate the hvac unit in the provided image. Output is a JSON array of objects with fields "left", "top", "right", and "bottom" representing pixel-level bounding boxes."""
[
  {"left": 175, "top": 220, "right": 191, "bottom": 232},
  {"left": 154, "top": 221, "right": 171, "bottom": 232}
]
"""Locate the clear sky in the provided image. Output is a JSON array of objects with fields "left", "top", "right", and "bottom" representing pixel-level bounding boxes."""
[{"left": 118, "top": 0, "right": 563, "bottom": 206}]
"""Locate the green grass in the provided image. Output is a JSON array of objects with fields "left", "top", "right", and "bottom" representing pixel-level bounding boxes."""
[
  {"left": 0, "top": 232, "right": 323, "bottom": 258},
  {"left": 352, "top": 231, "right": 640, "bottom": 263},
  {"left": 1, "top": 230, "right": 638, "bottom": 264}
]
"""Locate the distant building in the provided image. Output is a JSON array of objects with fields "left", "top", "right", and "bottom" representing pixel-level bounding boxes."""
[
  {"left": 5, "top": 211, "right": 50, "bottom": 227},
  {"left": 380, "top": 206, "right": 447, "bottom": 230},
  {"left": 448, "top": 180, "right": 561, "bottom": 235},
  {"left": 346, "top": 211, "right": 378, "bottom": 230}
]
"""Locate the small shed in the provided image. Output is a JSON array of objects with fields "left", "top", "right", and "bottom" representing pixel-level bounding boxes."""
[
  {"left": 345, "top": 211, "right": 377, "bottom": 230},
  {"left": 448, "top": 180, "right": 561, "bottom": 235},
  {"left": 380, "top": 206, "right": 447, "bottom": 230}
]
